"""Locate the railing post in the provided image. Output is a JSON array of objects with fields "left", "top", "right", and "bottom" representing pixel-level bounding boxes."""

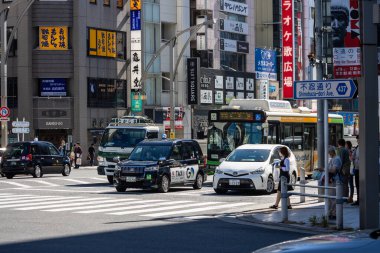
[
  {"left": 281, "top": 176, "right": 288, "bottom": 222},
  {"left": 336, "top": 181, "right": 343, "bottom": 230},
  {"left": 300, "top": 167, "right": 305, "bottom": 203}
]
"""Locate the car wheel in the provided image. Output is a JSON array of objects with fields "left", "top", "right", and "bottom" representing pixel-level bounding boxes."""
[
  {"left": 62, "top": 164, "right": 71, "bottom": 176},
  {"left": 193, "top": 173, "right": 203, "bottom": 190},
  {"left": 288, "top": 172, "right": 297, "bottom": 191},
  {"left": 214, "top": 188, "right": 228, "bottom": 194},
  {"left": 115, "top": 182, "right": 127, "bottom": 192},
  {"left": 266, "top": 176, "right": 275, "bottom": 194},
  {"left": 107, "top": 175, "right": 114, "bottom": 184},
  {"left": 5, "top": 173, "right": 14, "bottom": 179},
  {"left": 32, "top": 165, "right": 42, "bottom": 178},
  {"left": 158, "top": 175, "right": 170, "bottom": 193}
]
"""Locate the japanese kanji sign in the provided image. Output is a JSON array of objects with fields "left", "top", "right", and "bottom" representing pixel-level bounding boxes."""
[
  {"left": 293, "top": 79, "right": 357, "bottom": 99},
  {"left": 88, "top": 28, "right": 118, "bottom": 58},
  {"left": 39, "top": 26, "right": 68, "bottom": 50},
  {"left": 281, "top": 0, "right": 294, "bottom": 99},
  {"left": 130, "top": 50, "right": 142, "bottom": 90}
]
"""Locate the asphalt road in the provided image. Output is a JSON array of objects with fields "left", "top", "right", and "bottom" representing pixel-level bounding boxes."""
[{"left": 0, "top": 167, "right": 310, "bottom": 253}]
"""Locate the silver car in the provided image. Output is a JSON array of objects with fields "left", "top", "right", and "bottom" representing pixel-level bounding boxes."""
[{"left": 254, "top": 229, "right": 380, "bottom": 253}]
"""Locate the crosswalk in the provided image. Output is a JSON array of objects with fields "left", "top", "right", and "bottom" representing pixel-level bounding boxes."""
[{"left": 0, "top": 193, "right": 252, "bottom": 218}]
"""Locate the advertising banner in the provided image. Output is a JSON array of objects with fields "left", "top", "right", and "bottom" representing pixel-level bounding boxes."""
[
  {"left": 40, "top": 79, "right": 67, "bottom": 97},
  {"left": 255, "top": 48, "right": 277, "bottom": 81},
  {"left": 39, "top": 26, "right": 68, "bottom": 50},
  {"left": 331, "top": 0, "right": 361, "bottom": 78},
  {"left": 130, "top": 10, "right": 141, "bottom": 31},
  {"left": 130, "top": 0, "right": 141, "bottom": 10},
  {"left": 187, "top": 58, "right": 199, "bottom": 105},
  {"left": 220, "top": 39, "right": 249, "bottom": 53},
  {"left": 88, "top": 28, "right": 121, "bottom": 58},
  {"left": 131, "top": 51, "right": 142, "bottom": 90},
  {"left": 219, "top": 19, "right": 249, "bottom": 35},
  {"left": 219, "top": 0, "right": 248, "bottom": 16},
  {"left": 281, "top": 0, "right": 295, "bottom": 99}
]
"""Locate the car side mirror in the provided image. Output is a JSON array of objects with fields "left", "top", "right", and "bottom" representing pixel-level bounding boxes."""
[
  {"left": 113, "top": 157, "right": 120, "bottom": 163},
  {"left": 219, "top": 158, "right": 225, "bottom": 163}
]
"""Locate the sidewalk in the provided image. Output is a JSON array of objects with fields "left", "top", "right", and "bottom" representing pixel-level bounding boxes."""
[{"left": 237, "top": 200, "right": 380, "bottom": 233}]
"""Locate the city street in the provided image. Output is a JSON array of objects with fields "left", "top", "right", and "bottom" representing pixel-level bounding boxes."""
[{"left": 0, "top": 167, "right": 309, "bottom": 253}]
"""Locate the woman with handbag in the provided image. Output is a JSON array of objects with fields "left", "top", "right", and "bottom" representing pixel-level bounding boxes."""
[
  {"left": 74, "top": 142, "right": 83, "bottom": 169},
  {"left": 269, "top": 146, "right": 292, "bottom": 209}
]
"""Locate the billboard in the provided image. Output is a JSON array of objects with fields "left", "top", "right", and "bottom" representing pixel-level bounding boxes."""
[
  {"left": 331, "top": 0, "right": 361, "bottom": 78},
  {"left": 39, "top": 26, "right": 68, "bottom": 50},
  {"left": 281, "top": 0, "right": 295, "bottom": 99},
  {"left": 255, "top": 48, "right": 277, "bottom": 81}
]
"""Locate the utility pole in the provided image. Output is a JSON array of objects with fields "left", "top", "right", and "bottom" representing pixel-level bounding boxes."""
[
  {"left": 0, "top": 8, "right": 9, "bottom": 148},
  {"left": 358, "top": 0, "right": 379, "bottom": 229}
]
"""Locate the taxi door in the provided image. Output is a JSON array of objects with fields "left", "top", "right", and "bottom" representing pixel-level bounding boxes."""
[
  {"left": 169, "top": 144, "right": 186, "bottom": 184},
  {"left": 181, "top": 142, "right": 199, "bottom": 183}
]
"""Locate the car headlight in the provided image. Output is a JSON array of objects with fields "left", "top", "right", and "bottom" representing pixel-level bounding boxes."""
[
  {"left": 250, "top": 167, "right": 265, "bottom": 174},
  {"left": 145, "top": 166, "right": 159, "bottom": 172},
  {"left": 97, "top": 156, "right": 105, "bottom": 162},
  {"left": 215, "top": 167, "right": 224, "bottom": 174}
]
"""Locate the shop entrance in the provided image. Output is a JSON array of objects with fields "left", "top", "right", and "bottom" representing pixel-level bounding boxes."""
[{"left": 35, "top": 129, "right": 70, "bottom": 147}]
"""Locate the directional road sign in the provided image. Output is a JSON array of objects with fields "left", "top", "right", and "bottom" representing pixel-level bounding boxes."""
[
  {"left": 12, "top": 128, "right": 30, "bottom": 134},
  {"left": 12, "top": 121, "right": 30, "bottom": 128},
  {"left": 293, "top": 79, "right": 357, "bottom": 100}
]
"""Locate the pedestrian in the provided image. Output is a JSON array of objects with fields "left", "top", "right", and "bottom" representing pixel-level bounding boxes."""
[
  {"left": 336, "top": 139, "right": 350, "bottom": 199},
  {"left": 269, "top": 146, "right": 292, "bottom": 210},
  {"left": 88, "top": 143, "right": 96, "bottom": 166},
  {"left": 327, "top": 147, "right": 342, "bottom": 220},
  {"left": 69, "top": 144, "right": 75, "bottom": 167},
  {"left": 345, "top": 140, "right": 354, "bottom": 203},
  {"left": 74, "top": 142, "right": 82, "bottom": 169},
  {"left": 58, "top": 139, "right": 66, "bottom": 156},
  {"left": 352, "top": 135, "right": 360, "bottom": 206}
]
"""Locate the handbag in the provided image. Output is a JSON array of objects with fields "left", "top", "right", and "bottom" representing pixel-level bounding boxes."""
[
  {"left": 76, "top": 158, "right": 82, "bottom": 165},
  {"left": 273, "top": 168, "right": 280, "bottom": 182},
  {"left": 312, "top": 170, "right": 322, "bottom": 180}
]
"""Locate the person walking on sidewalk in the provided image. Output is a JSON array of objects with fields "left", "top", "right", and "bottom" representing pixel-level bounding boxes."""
[
  {"left": 327, "top": 147, "right": 342, "bottom": 220},
  {"left": 269, "top": 146, "right": 292, "bottom": 210},
  {"left": 337, "top": 139, "right": 350, "bottom": 199},
  {"left": 345, "top": 140, "right": 354, "bottom": 203},
  {"left": 74, "top": 142, "right": 83, "bottom": 169},
  {"left": 352, "top": 135, "right": 360, "bottom": 206},
  {"left": 88, "top": 143, "right": 96, "bottom": 166}
]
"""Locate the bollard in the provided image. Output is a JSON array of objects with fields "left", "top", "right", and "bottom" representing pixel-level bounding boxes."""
[
  {"left": 300, "top": 167, "right": 305, "bottom": 203},
  {"left": 336, "top": 181, "right": 343, "bottom": 230},
  {"left": 281, "top": 176, "right": 288, "bottom": 222}
]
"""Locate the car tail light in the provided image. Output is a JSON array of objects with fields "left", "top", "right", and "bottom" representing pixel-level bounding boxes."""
[
  {"left": 203, "top": 155, "right": 207, "bottom": 167},
  {"left": 25, "top": 154, "right": 32, "bottom": 161}
]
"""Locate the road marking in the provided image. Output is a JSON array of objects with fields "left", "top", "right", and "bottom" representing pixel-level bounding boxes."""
[
  {"left": 28, "top": 180, "right": 59, "bottom": 187},
  {"left": 0, "top": 181, "right": 31, "bottom": 188},
  {"left": 0, "top": 194, "right": 35, "bottom": 199},
  {"left": 0, "top": 196, "right": 90, "bottom": 209},
  {"left": 109, "top": 202, "right": 221, "bottom": 215},
  {"left": 44, "top": 201, "right": 143, "bottom": 212},
  {"left": 15, "top": 198, "right": 136, "bottom": 211},
  {"left": 89, "top": 177, "right": 109, "bottom": 182},
  {"left": 0, "top": 196, "right": 59, "bottom": 204},
  {"left": 142, "top": 202, "right": 252, "bottom": 217},
  {"left": 14, "top": 188, "right": 112, "bottom": 194},
  {"left": 76, "top": 200, "right": 189, "bottom": 214},
  {"left": 60, "top": 179, "right": 90, "bottom": 184}
]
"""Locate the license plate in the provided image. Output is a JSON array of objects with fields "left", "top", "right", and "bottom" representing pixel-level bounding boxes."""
[
  {"left": 229, "top": 179, "right": 240, "bottom": 186},
  {"left": 126, "top": 176, "right": 137, "bottom": 182}
]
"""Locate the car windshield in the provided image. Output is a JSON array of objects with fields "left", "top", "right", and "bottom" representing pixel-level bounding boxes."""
[
  {"left": 226, "top": 149, "right": 270, "bottom": 162},
  {"left": 100, "top": 128, "right": 146, "bottom": 148},
  {"left": 3, "top": 143, "right": 30, "bottom": 158},
  {"left": 129, "top": 145, "right": 172, "bottom": 161}
]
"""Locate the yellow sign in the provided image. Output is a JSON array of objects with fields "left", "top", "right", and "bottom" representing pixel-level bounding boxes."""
[
  {"left": 130, "top": 0, "right": 141, "bottom": 10},
  {"left": 39, "top": 26, "right": 68, "bottom": 50},
  {"left": 88, "top": 28, "right": 118, "bottom": 58},
  {"left": 170, "top": 131, "right": 175, "bottom": 139}
]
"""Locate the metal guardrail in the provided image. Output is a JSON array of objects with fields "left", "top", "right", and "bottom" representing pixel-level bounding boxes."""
[{"left": 280, "top": 168, "right": 344, "bottom": 230}]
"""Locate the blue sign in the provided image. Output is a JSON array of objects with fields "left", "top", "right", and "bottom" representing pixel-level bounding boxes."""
[
  {"left": 293, "top": 79, "right": 357, "bottom": 100},
  {"left": 336, "top": 112, "right": 357, "bottom": 126},
  {"left": 40, "top": 79, "right": 67, "bottom": 97},
  {"left": 130, "top": 10, "right": 141, "bottom": 31},
  {"left": 255, "top": 48, "right": 277, "bottom": 80}
]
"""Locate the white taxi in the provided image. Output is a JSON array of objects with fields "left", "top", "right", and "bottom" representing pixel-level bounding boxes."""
[{"left": 213, "top": 144, "right": 297, "bottom": 194}]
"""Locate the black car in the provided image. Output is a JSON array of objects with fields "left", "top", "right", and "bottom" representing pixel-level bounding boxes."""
[
  {"left": 0, "top": 141, "right": 71, "bottom": 179},
  {"left": 113, "top": 139, "right": 207, "bottom": 193}
]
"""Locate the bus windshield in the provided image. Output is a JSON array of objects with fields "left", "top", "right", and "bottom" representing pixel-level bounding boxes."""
[
  {"left": 207, "top": 122, "right": 263, "bottom": 156},
  {"left": 100, "top": 128, "right": 146, "bottom": 148}
]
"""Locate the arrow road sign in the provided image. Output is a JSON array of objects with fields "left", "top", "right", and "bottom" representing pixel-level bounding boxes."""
[
  {"left": 12, "top": 128, "right": 30, "bottom": 134},
  {"left": 293, "top": 79, "right": 357, "bottom": 100}
]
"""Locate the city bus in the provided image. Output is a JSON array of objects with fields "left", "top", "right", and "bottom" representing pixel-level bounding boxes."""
[
  {"left": 207, "top": 99, "right": 344, "bottom": 177},
  {"left": 97, "top": 116, "right": 164, "bottom": 184}
]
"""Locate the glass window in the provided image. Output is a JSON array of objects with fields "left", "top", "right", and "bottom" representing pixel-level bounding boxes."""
[
  {"left": 100, "top": 128, "right": 146, "bottom": 148},
  {"left": 88, "top": 78, "right": 126, "bottom": 108},
  {"left": 103, "top": 0, "right": 110, "bottom": 6},
  {"left": 129, "top": 145, "right": 172, "bottom": 161},
  {"left": 39, "top": 144, "right": 50, "bottom": 155},
  {"left": 294, "top": 125, "right": 303, "bottom": 150},
  {"left": 281, "top": 124, "right": 293, "bottom": 149},
  {"left": 48, "top": 145, "right": 60, "bottom": 155},
  {"left": 170, "top": 145, "right": 182, "bottom": 160},
  {"left": 226, "top": 149, "right": 270, "bottom": 162}
]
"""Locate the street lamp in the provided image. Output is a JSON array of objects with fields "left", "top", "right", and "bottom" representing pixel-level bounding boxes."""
[
  {"left": 139, "top": 18, "right": 216, "bottom": 138},
  {"left": 0, "top": 0, "right": 36, "bottom": 147}
]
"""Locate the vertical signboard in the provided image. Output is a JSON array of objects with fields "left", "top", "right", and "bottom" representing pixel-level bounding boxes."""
[
  {"left": 296, "top": 12, "right": 303, "bottom": 81},
  {"left": 281, "top": 0, "right": 294, "bottom": 99},
  {"left": 187, "top": 58, "right": 199, "bottom": 105},
  {"left": 331, "top": 0, "right": 361, "bottom": 78},
  {"left": 130, "top": 0, "right": 142, "bottom": 91},
  {"left": 255, "top": 48, "right": 277, "bottom": 80}
]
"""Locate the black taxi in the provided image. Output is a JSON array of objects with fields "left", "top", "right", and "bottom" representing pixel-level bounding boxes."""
[{"left": 113, "top": 139, "right": 206, "bottom": 193}]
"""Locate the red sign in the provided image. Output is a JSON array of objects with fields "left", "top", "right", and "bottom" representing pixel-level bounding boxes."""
[
  {"left": 0, "top": 106, "right": 10, "bottom": 118},
  {"left": 282, "top": 0, "right": 294, "bottom": 99},
  {"left": 331, "top": 0, "right": 361, "bottom": 78}
]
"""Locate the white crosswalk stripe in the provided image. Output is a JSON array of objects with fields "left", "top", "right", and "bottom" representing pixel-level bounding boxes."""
[
  {"left": 28, "top": 180, "right": 59, "bottom": 187},
  {"left": 0, "top": 193, "right": 252, "bottom": 218},
  {"left": 0, "top": 181, "right": 31, "bottom": 188},
  {"left": 59, "top": 178, "right": 90, "bottom": 184}
]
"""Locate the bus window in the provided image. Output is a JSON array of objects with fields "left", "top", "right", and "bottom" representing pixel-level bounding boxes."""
[
  {"left": 281, "top": 124, "right": 293, "bottom": 149},
  {"left": 268, "top": 124, "right": 277, "bottom": 144},
  {"left": 242, "top": 123, "right": 263, "bottom": 144},
  {"left": 147, "top": 131, "right": 158, "bottom": 139},
  {"left": 294, "top": 125, "right": 303, "bottom": 150}
]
